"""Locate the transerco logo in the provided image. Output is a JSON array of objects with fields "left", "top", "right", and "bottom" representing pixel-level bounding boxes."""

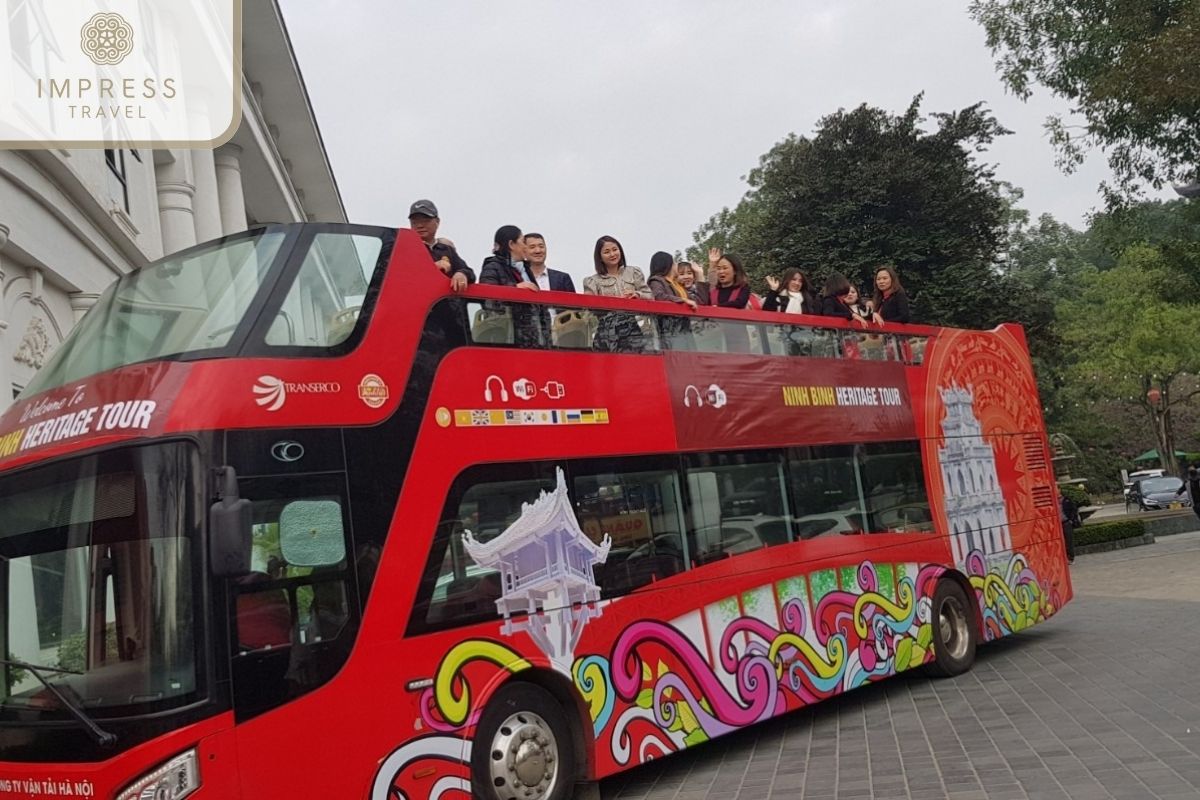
[
  {"left": 252, "top": 376, "right": 342, "bottom": 412},
  {"left": 81, "top": 13, "right": 134, "bottom": 66},
  {"left": 253, "top": 376, "right": 286, "bottom": 412}
]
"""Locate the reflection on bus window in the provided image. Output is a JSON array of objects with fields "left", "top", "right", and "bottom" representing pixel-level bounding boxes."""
[
  {"left": 787, "top": 445, "right": 868, "bottom": 537},
  {"left": 235, "top": 494, "right": 351, "bottom": 653},
  {"left": 764, "top": 325, "right": 837, "bottom": 358},
  {"left": 689, "top": 318, "right": 764, "bottom": 355},
  {"left": 266, "top": 233, "right": 384, "bottom": 348},
  {"left": 686, "top": 453, "right": 792, "bottom": 565},
  {"left": 859, "top": 442, "right": 933, "bottom": 533},
  {"left": 422, "top": 468, "right": 556, "bottom": 629},
  {"left": 572, "top": 468, "right": 684, "bottom": 598},
  {"left": 467, "top": 301, "right": 660, "bottom": 354},
  {"left": 896, "top": 335, "right": 928, "bottom": 364}
]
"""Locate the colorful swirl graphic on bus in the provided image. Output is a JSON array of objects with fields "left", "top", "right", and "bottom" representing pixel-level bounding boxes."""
[
  {"left": 418, "top": 639, "right": 532, "bottom": 731},
  {"left": 967, "top": 549, "right": 1054, "bottom": 639},
  {"left": 378, "top": 547, "right": 1061, "bottom": 798}
]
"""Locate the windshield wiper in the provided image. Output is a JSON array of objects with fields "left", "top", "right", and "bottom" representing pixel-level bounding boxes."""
[{"left": 1, "top": 658, "right": 117, "bottom": 747}]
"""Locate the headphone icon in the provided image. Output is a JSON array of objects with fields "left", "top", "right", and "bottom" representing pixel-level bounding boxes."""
[
  {"left": 683, "top": 385, "right": 704, "bottom": 408},
  {"left": 484, "top": 375, "right": 509, "bottom": 403}
]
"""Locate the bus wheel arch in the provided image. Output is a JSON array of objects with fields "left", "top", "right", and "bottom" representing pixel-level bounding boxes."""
[
  {"left": 925, "top": 571, "right": 978, "bottom": 677},
  {"left": 470, "top": 668, "right": 592, "bottom": 800}
]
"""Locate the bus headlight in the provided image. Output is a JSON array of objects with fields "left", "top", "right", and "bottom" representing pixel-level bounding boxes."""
[{"left": 116, "top": 749, "right": 200, "bottom": 800}]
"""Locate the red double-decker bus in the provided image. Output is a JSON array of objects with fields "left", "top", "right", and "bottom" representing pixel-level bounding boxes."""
[{"left": 0, "top": 224, "right": 1071, "bottom": 800}]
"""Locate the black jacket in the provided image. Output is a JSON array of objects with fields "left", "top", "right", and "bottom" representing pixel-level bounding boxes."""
[
  {"left": 821, "top": 296, "right": 854, "bottom": 320},
  {"left": 429, "top": 241, "right": 474, "bottom": 283},
  {"left": 524, "top": 265, "right": 576, "bottom": 293},
  {"left": 479, "top": 255, "right": 543, "bottom": 346},
  {"left": 479, "top": 254, "right": 525, "bottom": 287},
  {"left": 875, "top": 290, "right": 911, "bottom": 324},
  {"left": 763, "top": 289, "right": 819, "bottom": 315}
]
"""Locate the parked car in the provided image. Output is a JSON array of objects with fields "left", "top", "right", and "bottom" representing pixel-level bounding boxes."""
[
  {"left": 1128, "top": 476, "right": 1191, "bottom": 511},
  {"left": 1124, "top": 468, "right": 1166, "bottom": 510}
]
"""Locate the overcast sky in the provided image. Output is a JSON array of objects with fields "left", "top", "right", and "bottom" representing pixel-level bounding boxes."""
[{"left": 279, "top": 0, "right": 1173, "bottom": 288}]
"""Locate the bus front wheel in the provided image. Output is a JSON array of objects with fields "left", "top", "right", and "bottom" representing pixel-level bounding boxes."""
[
  {"left": 927, "top": 579, "right": 976, "bottom": 677},
  {"left": 472, "top": 681, "right": 577, "bottom": 800}
]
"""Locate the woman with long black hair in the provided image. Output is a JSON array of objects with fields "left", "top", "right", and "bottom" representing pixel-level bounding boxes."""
[
  {"left": 763, "top": 268, "right": 819, "bottom": 315},
  {"left": 871, "top": 265, "right": 912, "bottom": 324},
  {"left": 479, "top": 225, "right": 541, "bottom": 345}
]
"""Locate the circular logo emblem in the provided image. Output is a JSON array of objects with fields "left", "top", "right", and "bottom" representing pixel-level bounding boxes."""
[
  {"left": 81, "top": 13, "right": 134, "bottom": 66},
  {"left": 270, "top": 441, "right": 305, "bottom": 463},
  {"left": 358, "top": 374, "right": 390, "bottom": 409},
  {"left": 435, "top": 407, "right": 451, "bottom": 428},
  {"left": 253, "top": 375, "right": 286, "bottom": 412}
]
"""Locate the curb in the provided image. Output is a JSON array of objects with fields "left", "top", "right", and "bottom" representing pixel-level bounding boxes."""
[{"left": 1076, "top": 533, "right": 1156, "bottom": 556}]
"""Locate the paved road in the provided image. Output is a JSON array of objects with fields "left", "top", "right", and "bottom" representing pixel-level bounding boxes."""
[{"left": 599, "top": 533, "right": 1200, "bottom": 800}]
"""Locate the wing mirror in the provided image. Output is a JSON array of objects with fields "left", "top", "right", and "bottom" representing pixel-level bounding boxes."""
[{"left": 210, "top": 466, "right": 252, "bottom": 578}]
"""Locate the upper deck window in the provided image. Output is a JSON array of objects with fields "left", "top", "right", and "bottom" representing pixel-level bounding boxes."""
[
  {"left": 263, "top": 233, "right": 385, "bottom": 349},
  {"left": 464, "top": 297, "right": 929, "bottom": 365},
  {"left": 22, "top": 230, "right": 288, "bottom": 397}
]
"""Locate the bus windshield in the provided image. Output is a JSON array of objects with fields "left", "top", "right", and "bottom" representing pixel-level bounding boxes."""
[
  {"left": 0, "top": 442, "right": 202, "bottom": 722},
  {"left": 21, "top": 230, "right": 289, "bottom": 397}
]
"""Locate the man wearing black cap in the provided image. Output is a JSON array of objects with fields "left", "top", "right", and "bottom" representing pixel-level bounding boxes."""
[{"left": 408, "top": 199, "right": 474, "bottom": 292}]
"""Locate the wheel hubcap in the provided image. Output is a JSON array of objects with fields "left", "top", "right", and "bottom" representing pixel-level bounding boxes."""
[
  {"left": 488, "top": 711, "right": 559, "bottom": 800},
  {"left": 939, "top": 594, "right": 970, "bottom": 661}
]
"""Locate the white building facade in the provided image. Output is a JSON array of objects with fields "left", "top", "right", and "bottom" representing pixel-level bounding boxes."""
[
  {"left": 0, "top": 1, "right": 345, "bottom": 410},
  {"left": 937, "top": 384, "right": 1012, "bottom": 566}
]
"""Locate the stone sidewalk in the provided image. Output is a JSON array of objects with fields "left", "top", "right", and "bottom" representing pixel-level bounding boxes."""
[{"left": 599, "top": 533, "right": 1200, "bottom": 799}]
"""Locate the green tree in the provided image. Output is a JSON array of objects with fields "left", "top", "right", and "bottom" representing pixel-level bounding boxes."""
[
  {"left": 1059, "top": 245, "right": 1200, "bottom": 474},
  {"left": 689, "top": 96, "right": 1019, "bottom": 330},
  {"left": 970, "top": 0, "right": 1200, "bottom": 202}
]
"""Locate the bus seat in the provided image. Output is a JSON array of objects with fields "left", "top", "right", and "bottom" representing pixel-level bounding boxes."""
[
  {"left": 442, "top": 572, "right": 502, "bottom": 619},
  {"left": 472, "top": 308, "right": 513, "bottom": 344},
  {"left": 553, "top": 310, "right": 592, "bottom": 349},
  {"left": 235, "top": 573, "right": 292, "bottom": 651}
]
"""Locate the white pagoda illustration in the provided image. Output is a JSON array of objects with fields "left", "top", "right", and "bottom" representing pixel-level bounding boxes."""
[
  {"left": 462, "top": 468, "right": 611, "bottom": 673},
  {"left": 937, "top": 385, "right": 1012, "bottom": 566}
]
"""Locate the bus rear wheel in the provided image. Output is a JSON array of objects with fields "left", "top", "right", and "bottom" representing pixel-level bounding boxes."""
[
  {"left": 472, "top": 682, "right": 576, "bottom": 800},
  {"left": 927, "top": 579, "right": 976, "bottom": 677}
]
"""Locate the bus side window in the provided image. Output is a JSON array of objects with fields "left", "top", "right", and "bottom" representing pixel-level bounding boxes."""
[
  {"left": 787, "top": 446, "right": 869, "bottom": 537},
  {"left": 858, "top": 442, "right": 933, "bottom": 534},
  {"left": 685, "top": 453, "right": 793, "bottom": 565},
  {"left": 235, "top": 495, "right": 351, "bottom": 652},
  {"left": 415, "top": 467, "right": 556, "bottom": 631},
  {"left": 570, "top": 465, "right": 686, "bottom": 598}
]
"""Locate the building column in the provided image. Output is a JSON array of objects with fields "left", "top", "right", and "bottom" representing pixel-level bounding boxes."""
[
  {"left": 214, "top": 144, "right": 247, "bottom": 235},
  {"left": 0, "top": 224, "right": 11, "bottom": 409},
  {"left": 191, "top": 149, "right": 223, "bottom": 244},
  {"left": 155, "top": 150, "right": 197, "bottom": 255},
  {"left": 69, "top": 292, "right": 102, "bottom": 325}
]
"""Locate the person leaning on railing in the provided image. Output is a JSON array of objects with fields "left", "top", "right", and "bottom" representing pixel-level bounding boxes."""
[
  {"left": 583, "top": 235, "right": 651, "bottom": 351},
  {"left": 871, "top": 265, "right": 912, "bottom": 324},
  {"left": 820, "top": 274, "right": 871, "bottom": 328}
]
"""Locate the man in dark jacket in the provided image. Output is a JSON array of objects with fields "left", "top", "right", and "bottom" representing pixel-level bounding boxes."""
[
  {"left": 522, "top": 233, "right": 576, "bottom": 293},
  {"left": 407, "top": 199, "right": 474, "bottom": 292},
  {"left": 1177, "top": 466, "right": 1200, "bottom": 521},
  {"left": 1059, "top": 493, "right": 1078, "bottom": 564}
]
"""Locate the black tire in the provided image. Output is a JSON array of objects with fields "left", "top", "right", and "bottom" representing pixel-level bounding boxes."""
[
  {"left": 471, "top": 682, "right": 577, "bottom": 800},
  {"left": 926, "top": 579, "right": 977, "bottom": 677}
]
